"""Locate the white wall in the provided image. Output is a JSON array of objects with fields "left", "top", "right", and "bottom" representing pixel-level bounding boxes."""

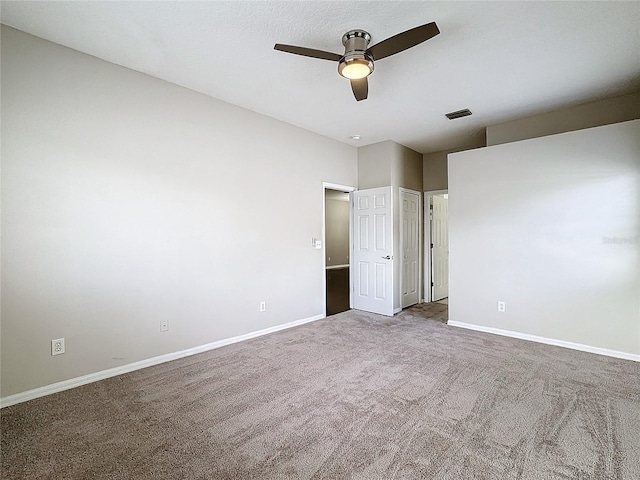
[
  {"left": 0, "top": 27, "right": 357, "bottom": 397},
  {"left": 448, "top": 120, "right": 640, "bottom": 356}
]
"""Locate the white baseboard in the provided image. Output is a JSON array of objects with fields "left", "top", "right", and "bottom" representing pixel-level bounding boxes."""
[
  {"left": 447, "top": 321, "right": 640, "bottom": 363},
  {"left": 1, "top": 313, "right": 325, "bottom": 409},
  {"left": 325, "top": 264, "right": 349, "bottom": 270}
]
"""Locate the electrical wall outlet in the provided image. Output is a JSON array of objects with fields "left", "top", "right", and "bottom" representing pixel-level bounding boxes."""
[
  {"left": 51, "top": 338, "right": 65, "bottom": 356},
  {"left": 160, "top": 319, "right": 169, "bottom": 332},
  {"left": 260, "top": 301, "right": 266, "bottom": 312},
  {"left": 497, "top": 301, "right": 506, "bottom": 312}
]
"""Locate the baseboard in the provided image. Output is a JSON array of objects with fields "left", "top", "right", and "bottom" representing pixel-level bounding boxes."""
[
  {"left": 447, "top": 321, "right": 640, "bottom": 363},
  {"left": 1, "top": 313, "right": 325, "bottom": 409},
  {"left": 325, "top": 264, "right": 349, "bottom": 270}
]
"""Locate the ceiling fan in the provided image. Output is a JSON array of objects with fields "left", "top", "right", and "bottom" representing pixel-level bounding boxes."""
[{"left": 274, "top": 22, "right": 440, "bottom": 101}]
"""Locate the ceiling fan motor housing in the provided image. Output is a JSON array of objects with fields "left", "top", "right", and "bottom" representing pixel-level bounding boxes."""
[
  {"left": 342, "top": 30, "right": 371, "bottom": 51},
  {"left": 338, "top": 30, "right": 374, "bottom": 79}
]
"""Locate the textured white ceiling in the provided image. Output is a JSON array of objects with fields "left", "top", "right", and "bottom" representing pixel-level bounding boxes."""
[{"left": 2, "top": 1, "right": 639, "bottom": 153}]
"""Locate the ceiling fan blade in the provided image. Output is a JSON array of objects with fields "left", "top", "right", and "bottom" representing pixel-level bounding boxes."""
[
  {"left": 366, "top": 22, "right": 440, "bottom": 61},
  {"left": 350, "top": 78, "right": 368, "bottom": 101},
  {"left": 274, "top": 44, "right": 342, "bottom": 62}
]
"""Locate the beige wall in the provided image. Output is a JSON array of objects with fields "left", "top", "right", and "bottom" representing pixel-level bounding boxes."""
[
  {"left": 1, "top": 27, "right": 358, "bottom": 398},
  {"left": 486, "top": 92, "right": 640, "bottom": 146},
  {"left": 389, "top": 143, "right": 423, "bottom": 308},
  {"left": 357, "top": 140, "right": 423, "bottom": 310},
  {"left": 423, "top": 151, "right": 449, "bottom": 192},
  {"left": 358, "top": 140, "right": 422, "bottom": 191},
  {"left": 357, "top": 141, "right": 393, "bottom": 189},
  {"left": 424, "top": 92, "right": 640, "bottom": 192},
  {"left": 448, "top": 120, "right": 640, "bottom": 356},
  {"left": 390, "top": 142, "right": 423, "bottom": 192},
  {"left": 325, "top": 195, "right": 350, "bottom": 267},
  {"left": 423, "top": 141, "right": 486, "bottom": 192}
]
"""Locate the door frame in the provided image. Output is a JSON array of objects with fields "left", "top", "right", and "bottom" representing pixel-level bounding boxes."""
[
  {"left": 424, "top": 189, "right": 448, "bottom": 303},
  {"left": 322, "top": 182, "right": 356, "bottom": 317},
  {"left": 399, "top": 187, "right": 422, "bottom": 308}
]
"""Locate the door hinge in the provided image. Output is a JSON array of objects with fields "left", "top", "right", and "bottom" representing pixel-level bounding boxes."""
[
  {"left": 431, "top": 282, "right": 434, "bottom": 287},
  {"left": 430, "top": 243, "right": 434, "bottom": 248}
]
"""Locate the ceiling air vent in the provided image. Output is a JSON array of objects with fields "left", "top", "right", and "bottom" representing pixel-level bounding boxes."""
[{"left": 445, "top": 108, "right": 472, "bottom": 120}]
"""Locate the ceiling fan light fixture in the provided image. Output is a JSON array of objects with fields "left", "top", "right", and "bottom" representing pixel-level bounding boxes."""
[
  {"left": 275, "top": 22, "right": 440, "bottom": 101},
  {"left": 338, "top": 55, "right": 374, "bottom": 80}
]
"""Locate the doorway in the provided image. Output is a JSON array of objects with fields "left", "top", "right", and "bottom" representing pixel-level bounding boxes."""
[
  {"left": 425, "top": 190, "right": 449, "bottom": 304},
  {"left": 323, "top": 184, "right": 354, "bottom": 316}
]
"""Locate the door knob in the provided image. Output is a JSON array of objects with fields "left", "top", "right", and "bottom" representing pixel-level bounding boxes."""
[{"left": 381, "top": 255, "right": 392, "bottom": 260}]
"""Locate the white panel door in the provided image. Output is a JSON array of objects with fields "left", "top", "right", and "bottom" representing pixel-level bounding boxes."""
[
  {"left": 431, "top": 195, "right": 449, "bottom": 301},
  {"left": 401, "top": 190, "right": 420, "bottom": 308},
  {"left": 352, "top": 187, "right": 394, "bottom": 316}
]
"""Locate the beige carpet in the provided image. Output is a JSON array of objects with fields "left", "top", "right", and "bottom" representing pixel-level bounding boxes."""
[{"left": 2, "top": 304, "right": 639, "bottom": 479}]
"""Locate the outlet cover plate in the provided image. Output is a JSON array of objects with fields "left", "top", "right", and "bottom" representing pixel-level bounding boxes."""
[{"left": 52, "top": 338, "right": 65, "bottom": 356}]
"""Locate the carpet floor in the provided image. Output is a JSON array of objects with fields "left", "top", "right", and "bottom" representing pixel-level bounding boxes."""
[{"left": 2, "top": 304, "right": 639, "bottom": 479}]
